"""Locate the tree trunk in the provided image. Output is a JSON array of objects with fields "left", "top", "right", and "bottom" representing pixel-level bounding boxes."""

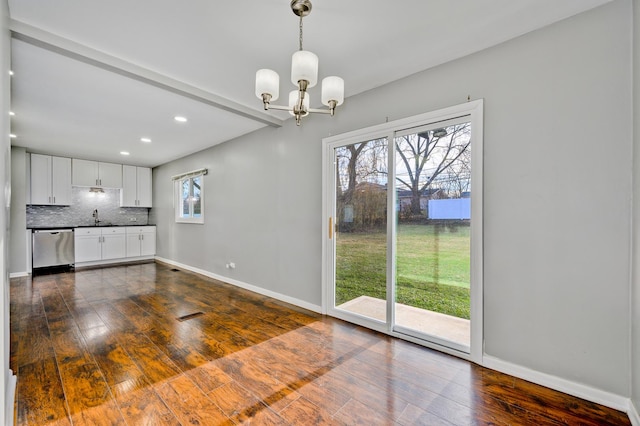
[{"left": 411, "top": 186, "right": 421, "bottom": 215}]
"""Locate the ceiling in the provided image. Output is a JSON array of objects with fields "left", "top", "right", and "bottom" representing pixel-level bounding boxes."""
[{"left": 8, "top": 0, "right": 612, "bottom": 168}]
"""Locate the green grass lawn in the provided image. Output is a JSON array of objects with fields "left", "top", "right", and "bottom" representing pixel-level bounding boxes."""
[{"left": 335, "top": 223, "right": 471, "bottom": 319}]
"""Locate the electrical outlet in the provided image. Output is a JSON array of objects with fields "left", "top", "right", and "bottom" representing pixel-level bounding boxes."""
[
  {"left": 129, "top": 217, "right": 137, "bottom": 221},
  {"left": 229, "top": 262, "right": 236, "bottom": 269}
]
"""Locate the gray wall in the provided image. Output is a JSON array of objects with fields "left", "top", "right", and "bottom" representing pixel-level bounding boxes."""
[
  {"left": 154, "top": 1, "right": 632, "bottom": 397},
  {"left": 1, "top": 0, "right": 12, "bottom": 422},
  {"left": 633, "top": 0, "right": 640, "bottom": 416},
  {"left": 9, "top": 147, "right": 26, "bottom": 274}
]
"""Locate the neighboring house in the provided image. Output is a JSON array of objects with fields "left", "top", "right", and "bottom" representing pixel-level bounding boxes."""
[{"left": 396, "top": 188, "right": 443, "bottom": 212}]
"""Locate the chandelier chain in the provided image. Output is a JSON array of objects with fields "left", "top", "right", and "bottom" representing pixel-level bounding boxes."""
[{"left": 299, "top": 14, "right": 303, "bottom": 51}]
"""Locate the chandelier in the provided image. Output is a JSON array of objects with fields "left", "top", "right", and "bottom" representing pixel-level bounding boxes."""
[{"left": 255, "top": 0, "right": 344, "bottom": 126}]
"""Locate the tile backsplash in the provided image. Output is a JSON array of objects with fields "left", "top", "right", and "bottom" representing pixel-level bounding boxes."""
[{"left": 27, "top": 187, "right": 150, "bottom": 227}]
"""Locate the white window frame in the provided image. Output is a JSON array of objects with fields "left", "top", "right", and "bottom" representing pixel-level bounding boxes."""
[{"left": 175, "top": 172, "right": 205, "bottom": 224}]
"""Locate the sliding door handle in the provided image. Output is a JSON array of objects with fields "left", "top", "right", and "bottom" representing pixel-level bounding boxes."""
[{"left": 329, "top": 217, "right": 333, "bottom": 240}]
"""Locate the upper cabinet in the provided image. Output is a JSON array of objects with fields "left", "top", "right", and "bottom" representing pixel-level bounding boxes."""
[
  {"left": 72, "top": 159, "right": 123, "bottom": 188},
  {"left": 121, "top": 165, "right": 152, "bottom": 207},
  {"left": 30, "top": 154, "right": 72, "bottom": 205}
]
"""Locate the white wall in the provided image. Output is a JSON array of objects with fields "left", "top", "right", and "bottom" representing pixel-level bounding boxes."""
[
  {"left": 1, "top": 0, "right": 14, "bottom": 423},
  {"left": 9, "top": 147, "right": 27, "bottom": 275},
  {"left": 154, "top": 0, "right": 632, "bottom": 399},
  {"left": 632, "top": 0, "right": 640, "bottom": 419}
]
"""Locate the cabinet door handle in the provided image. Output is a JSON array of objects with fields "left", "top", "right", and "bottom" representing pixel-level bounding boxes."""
[{"left": 53, "top": 196, "right": 56, "bottom": 204}]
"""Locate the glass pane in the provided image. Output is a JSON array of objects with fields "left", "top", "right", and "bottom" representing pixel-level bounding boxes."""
[
  {"left": 181, "top": 179, "right": 190, "bottom": 217},
  {"left": 192, "top": 177, "right": 202, "bottom": 217},
  {"left": 334, "top": 138, "right": 388, "bottom": 322},
  {"left": 394, "top": 122, "right": 471, "bottom": 347}
]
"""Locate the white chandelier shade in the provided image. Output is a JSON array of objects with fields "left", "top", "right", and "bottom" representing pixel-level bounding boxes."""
[
  {"left": 321, "top": 76, "right": 344, "bottom": 107},
  {"left": 255, "top": 69, "right": 280, "bottom": 102},
  {"left": 291, "top": 51, "right": 318, "bottom": 87}
]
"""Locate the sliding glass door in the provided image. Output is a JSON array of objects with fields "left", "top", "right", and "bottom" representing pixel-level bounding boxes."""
[
  {"left": 393, "top": 120, "right": 472, "bottom": 353},
  {"left": 323, "top": 101, "right": 483, "bottom": 361},
  {"left": 333, "top": 138, "right": 388, "bottom": 324}
]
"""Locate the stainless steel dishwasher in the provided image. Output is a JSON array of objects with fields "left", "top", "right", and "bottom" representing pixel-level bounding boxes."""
[{"left": 32, "top": 229, "right": 75, "bottom": 269}]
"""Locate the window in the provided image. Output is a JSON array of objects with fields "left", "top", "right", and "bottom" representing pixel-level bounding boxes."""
[{"left": 175, "top": 172, "right": 205, "bottom": 223}]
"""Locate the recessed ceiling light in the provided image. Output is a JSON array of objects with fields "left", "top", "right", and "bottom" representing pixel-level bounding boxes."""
[
  {"left": 9, "top": 111, "right": 15, "bottom": 116},
  {"left": 8, "top": 70, "right": 13, "bottom": 76},
  {"left": 140, "top": 137, "right": 152, "bottom": 143},
  {"left": 9, "top": 134, "right": 16, "bottom": 138},
  {"left": 174, "top": 116, "right": 188, "bottom": 123},
  {"left": 120, "top": 151, "right": 130, "bottom": 156}
]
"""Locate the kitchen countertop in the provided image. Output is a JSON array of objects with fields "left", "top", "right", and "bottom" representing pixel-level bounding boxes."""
[{"left": 28, "top": 224, "right": 156, "bottom": 230}]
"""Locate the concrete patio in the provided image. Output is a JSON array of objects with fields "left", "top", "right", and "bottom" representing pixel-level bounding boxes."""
[{"left": 337, "top": 295, "right": 470, "bottom": 347}]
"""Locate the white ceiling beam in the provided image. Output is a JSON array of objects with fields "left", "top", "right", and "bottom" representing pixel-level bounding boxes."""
[{"left": 10, "top": 19, "right": 284, "bottom": 128}]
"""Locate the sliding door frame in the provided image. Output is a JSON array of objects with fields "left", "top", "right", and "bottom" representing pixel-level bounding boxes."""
[{"left": 322, "top": 100, "right": 483, "bottom": 363}]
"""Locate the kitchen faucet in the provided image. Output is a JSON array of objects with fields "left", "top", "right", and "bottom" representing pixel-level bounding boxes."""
[{"left": 92, "top": 209, "right": 100, "bottom": 225}]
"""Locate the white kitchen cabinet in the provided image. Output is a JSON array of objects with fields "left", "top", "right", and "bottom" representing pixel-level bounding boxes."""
[
  {"left": 74, "top": 227, "right": 126, "bottom": 263},
  {"left": 121, "top": 165, "right": 152, "bottom": 207},
  {"left": 126, "top": 226, "right": 156, "bottom": 257},
  {"left": 101, "top": 228, "right": 127, "bottom": 260},
  {"left": 74, "top": 228, "right": 102, "bottom": 263},
  {"left": 72, "top": 159, "right": 123, "bottom": 188},
  {"left": 30, "top": 154, "right": 72, "bottom": 205}
]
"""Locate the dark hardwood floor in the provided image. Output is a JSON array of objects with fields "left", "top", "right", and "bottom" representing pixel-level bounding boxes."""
[{"left": 10, "top": 262, "right": 631, "bottom": 425}]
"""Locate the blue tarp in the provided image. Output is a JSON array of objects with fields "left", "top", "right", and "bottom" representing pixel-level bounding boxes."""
[{"left": 428, "top": 198, "right": 470, "bottom": 219}]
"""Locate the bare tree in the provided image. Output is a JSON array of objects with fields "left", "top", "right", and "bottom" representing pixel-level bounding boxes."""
[
  {"left": 395, "top": 123, "right": 471, "bottom": 215},
  {"left": 336, "top": 139, "right": 388, "bottom": 231}
]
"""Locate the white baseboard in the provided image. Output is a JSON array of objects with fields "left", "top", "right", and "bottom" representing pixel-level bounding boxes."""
[
  {"left": 154, "top": 257, "right": 322, "bottom": 314},
  {"left": 5, "top": 369, "right": 16, "bottom": 426},
  {"left": 9, "top": 272, "right": 28, "bottom": 278},
  {"left": 75, "top": 256, "right": 154, "bottom": 269},
  {"left": 483, "top": 355, "right": 629, "bottom": 413},
  {"left": 629, "top": 400, "right": 640, "bottom": 426}
]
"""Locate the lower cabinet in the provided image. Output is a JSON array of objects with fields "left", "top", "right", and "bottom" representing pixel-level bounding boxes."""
[
  {"left": 74, "top": 228, "right": 102, "bottom": 263},
  {"left": 126, "top": 226, "right": 156, "bottom": 257},
  {"left": 74, "top": 227, "right": 138, "bottom": 264}
]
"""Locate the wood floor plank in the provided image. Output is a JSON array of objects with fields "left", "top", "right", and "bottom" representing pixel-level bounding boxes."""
[
  {"left": 279, "top": 396, "right": 344, "bottom": 425},
  {"left": 155, "top": 375, "right": 233, "bottom": 425},
  {"left": 184, "top": 360, "right": 233, "bottom": 394},
  {"left": 10, "top": 263, "right": 632, "bottom": 426},
  {"left": 206, "top": 380, "right": 270, "bottom": 422},
  {"left": 57, "top": 361, "right": 114, "bottom": 415},
  {"left": 88, "top": 337, "right": 146, "bottom": 389},
  {"left": 115, "top": 384, "right": 181, "bottom": 425},
  {"left": 16, "top": 358, "right": 69, "bottom": 425},
  {"left": 116, "top": 332, "right": 183, "bottom": 385},
  {"left": 333, "top": 398, "right": 397, "bottom": 425}
]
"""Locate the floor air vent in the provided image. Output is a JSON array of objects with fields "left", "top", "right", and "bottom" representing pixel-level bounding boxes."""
[{"left": 176, "top": 312, "right": 204, "bottom": 321}]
